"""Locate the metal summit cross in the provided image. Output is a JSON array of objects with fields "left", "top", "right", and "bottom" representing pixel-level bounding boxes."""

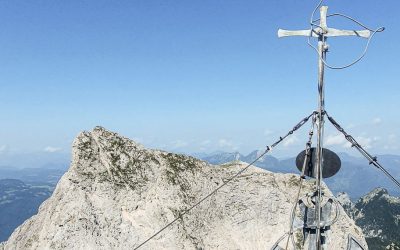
[{"left": 277, "top": 5, "right": 373, "bottom": 250}]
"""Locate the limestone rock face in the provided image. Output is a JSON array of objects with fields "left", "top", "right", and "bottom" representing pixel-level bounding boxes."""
[{"left": 2, "top": 127, "right": 366, "bottom": 249}]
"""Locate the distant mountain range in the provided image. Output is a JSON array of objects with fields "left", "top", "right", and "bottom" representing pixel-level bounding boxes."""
[
  {"left": 0, "top": 167, "right": 66, "bottom": 187},
  {"left": 193, "top": 150, "right": 400, "bottom": 199}
]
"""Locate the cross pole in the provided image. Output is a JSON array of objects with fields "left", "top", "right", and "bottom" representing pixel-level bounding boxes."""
[{"left": 277, "top": 6, "right": 371, "bottom": 250}]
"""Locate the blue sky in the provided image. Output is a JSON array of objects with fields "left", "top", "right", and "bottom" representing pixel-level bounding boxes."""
[{"left": 0, "top": 0, "right": 399, "bottom": 162}]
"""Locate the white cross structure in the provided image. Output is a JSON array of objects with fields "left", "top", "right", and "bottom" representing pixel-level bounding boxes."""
[
  {"left": 277, "top": 6, "right": 372, "bottom": 250},
  {"left": 278, "top": 6, "right": 372, "bottom": 39}
]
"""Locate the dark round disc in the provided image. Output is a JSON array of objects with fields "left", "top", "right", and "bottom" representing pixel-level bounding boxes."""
[{"left": 295, "top": 147, "right": 341, "bottom": 178}]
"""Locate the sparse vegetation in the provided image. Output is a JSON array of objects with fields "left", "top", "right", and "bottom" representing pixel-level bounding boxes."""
[{"left": 163, "top": 153, "right": 199, "bottom": 201}]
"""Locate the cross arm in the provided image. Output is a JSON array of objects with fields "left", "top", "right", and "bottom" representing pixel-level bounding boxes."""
[
  {"left": 325, "top": 28, "right": 371, "bottom": 38},
  {"left": 277, "top": 28, "right": 371, "bottom": 39},
  {"left": 278, "top": 29, "right": 317, "bottom": 38}
]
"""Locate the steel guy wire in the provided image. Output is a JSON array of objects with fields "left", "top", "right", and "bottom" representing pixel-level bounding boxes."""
[
  {"left": 133, "top": 111, "right": 316, "bottom": 250},
  {"left": 325, "top": 111, "right": 400, "bottom": 190},
  {"left": 285, "top": 113, "right": 317, "bottom": 250}
]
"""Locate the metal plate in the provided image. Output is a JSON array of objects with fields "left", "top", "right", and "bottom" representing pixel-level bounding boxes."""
[
  {"left": 296, "top": 147, "right": 341, "bottom": 178},
  {"left": 347, "top": 235, "right": 366, "bottom": 250}
]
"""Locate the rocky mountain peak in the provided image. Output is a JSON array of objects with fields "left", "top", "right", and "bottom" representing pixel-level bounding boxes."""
[
  {"left": 71, "top": 126, "right": 158, "bottom": 189},
  {"left": 1, "top": 127, "right": 367, "bottom": 249},
  {"left": 361, "top": 188, "right": 388, "bottom": 202}
]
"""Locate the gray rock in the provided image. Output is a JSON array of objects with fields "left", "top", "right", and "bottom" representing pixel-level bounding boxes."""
[{"left": 2, "top": 127, "right": 367, "bottom": 249}]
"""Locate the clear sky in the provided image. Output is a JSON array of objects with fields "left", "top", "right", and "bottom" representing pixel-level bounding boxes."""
[{"left": 0, "top": 0, "right": 399, "bottom": 162}]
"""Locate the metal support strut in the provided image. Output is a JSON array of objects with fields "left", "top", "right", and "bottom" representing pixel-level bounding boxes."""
[{"left": 315, "top": 33, "right": 327, "bottom": 250}]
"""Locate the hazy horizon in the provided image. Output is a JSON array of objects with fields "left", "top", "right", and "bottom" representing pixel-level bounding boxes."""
[{"left": 1, "top": 1, "right": 399, "bottom": 161}]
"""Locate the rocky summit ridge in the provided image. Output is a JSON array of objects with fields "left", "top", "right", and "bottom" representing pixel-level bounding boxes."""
[{"left": 1, "top": 127, "right": 366, "bottom": 249}]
